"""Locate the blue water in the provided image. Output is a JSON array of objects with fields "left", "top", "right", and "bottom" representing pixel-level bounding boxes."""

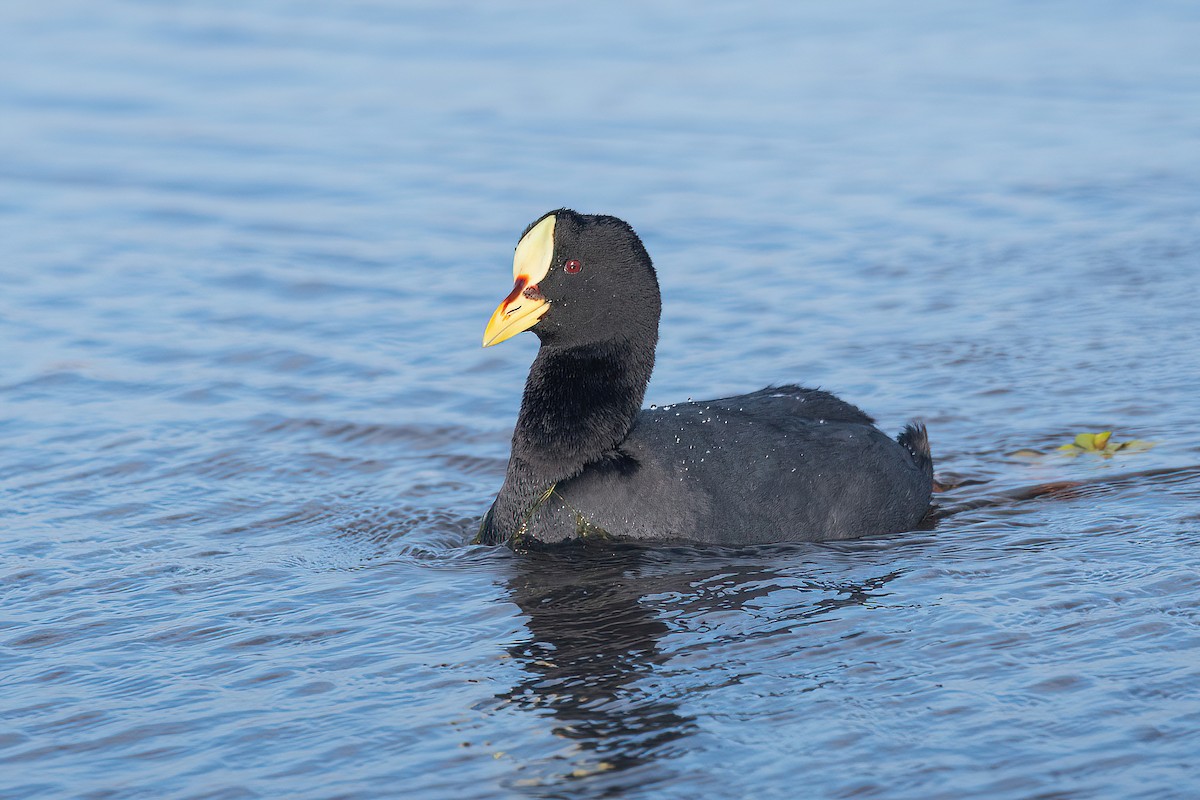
[{"left": 3, "top": 2, "right": 1200, "bottom": 798}]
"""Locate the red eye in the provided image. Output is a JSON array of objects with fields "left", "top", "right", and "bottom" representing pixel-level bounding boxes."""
[{"left": 564, "top": 259, "right": 582, "bottom": 274}]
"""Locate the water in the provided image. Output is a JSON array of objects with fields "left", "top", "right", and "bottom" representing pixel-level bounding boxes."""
[{"left": 3, "top": 2, "right": 1200, "bottom": 798}]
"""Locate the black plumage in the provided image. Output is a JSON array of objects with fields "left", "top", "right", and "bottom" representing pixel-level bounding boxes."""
[{"left": 478, "top": 209, "right": 932, "bottom": 546}]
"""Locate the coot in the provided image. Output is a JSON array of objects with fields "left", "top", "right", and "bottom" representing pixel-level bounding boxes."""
[{"left": 477, "top": 210, "right": 932, "bottom": 546}]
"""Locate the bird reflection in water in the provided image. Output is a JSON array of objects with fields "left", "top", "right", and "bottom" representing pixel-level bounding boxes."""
[
  {"left": 496, "top": 543, "right": 901, "bottom": 795},
  {"left": 497, "top": 545, "right": 692, "bottom": 793}
]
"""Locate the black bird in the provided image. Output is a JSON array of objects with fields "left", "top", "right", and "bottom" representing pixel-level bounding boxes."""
[{"left": 477, "top": 209, "right": 933, "bottom": 546}]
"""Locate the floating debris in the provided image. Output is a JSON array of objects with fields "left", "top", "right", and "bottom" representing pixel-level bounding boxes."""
[
  {"left": 1056, "top": 431, "right": 1155, "bottom": 457},
  {"left": 1010, "top": 431, "right": 1155, "bottom": 460}
]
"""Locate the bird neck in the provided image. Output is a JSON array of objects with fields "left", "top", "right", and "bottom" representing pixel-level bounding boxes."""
[{"left": 489, "top": 336, "right": 655, "bottom": 541}]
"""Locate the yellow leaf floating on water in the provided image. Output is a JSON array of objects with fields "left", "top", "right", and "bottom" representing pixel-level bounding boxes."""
[{"left": 1052, "top": 431, "right": 1155, "bottom": 458}]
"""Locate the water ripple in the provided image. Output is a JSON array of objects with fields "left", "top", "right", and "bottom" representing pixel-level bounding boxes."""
[{"left": 3, "top": 2, "right": 1200, "bottom": 798}]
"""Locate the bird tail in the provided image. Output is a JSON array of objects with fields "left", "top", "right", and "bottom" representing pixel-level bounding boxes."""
[{"left": 897, "top": 421, "right": 933, "bottom": 480}]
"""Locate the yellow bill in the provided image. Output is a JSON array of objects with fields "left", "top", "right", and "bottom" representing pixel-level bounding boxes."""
[{"left": 483, "top": 214, "right": 556, "bottom": 347}]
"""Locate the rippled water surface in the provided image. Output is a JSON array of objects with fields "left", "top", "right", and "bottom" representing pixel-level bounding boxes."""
[{"left": 4, "top": 3, "right": 1200, "bottom": 798}]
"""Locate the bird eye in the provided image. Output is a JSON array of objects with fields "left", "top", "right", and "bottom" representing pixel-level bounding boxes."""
[{"left": 564, "top": 259, "right": 582, "bottom": 274}]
